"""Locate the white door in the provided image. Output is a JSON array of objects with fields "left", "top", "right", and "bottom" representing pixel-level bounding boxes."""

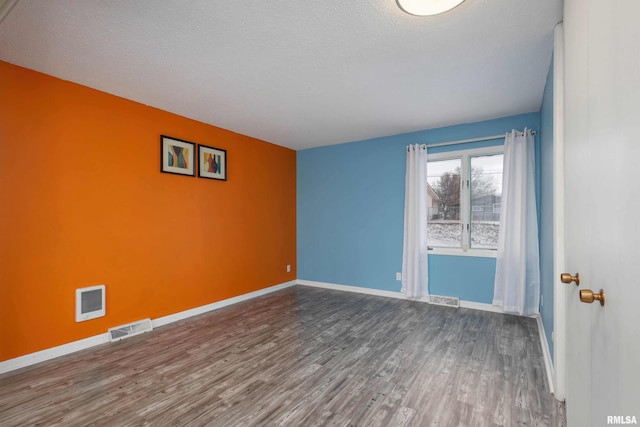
[{"left": 563, "top": 1, "right": 640, "bottom": 425}]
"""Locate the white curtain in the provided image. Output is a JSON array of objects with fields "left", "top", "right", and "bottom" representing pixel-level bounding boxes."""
[
  {"left": 493, "top": 129, "right": 540, "bottom": 315},
  {"left": 402, "top": 144, "right": 429, "bottom": 298}
]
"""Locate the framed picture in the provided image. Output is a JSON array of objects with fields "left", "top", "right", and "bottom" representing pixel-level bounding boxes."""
[
  {"left": 198, "top": 144, "right": 227, "bottom": 181},
  {"left": 160, "top": 135, "right": 196, "bottom": 176}
]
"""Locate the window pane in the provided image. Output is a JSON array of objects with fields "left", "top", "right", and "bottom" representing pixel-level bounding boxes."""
[
  {"left": 427, "top": 158, "right": 461, "bottom": 248},
  {"left": 470, "top": 154, "right": 503, "bottom": 249}
]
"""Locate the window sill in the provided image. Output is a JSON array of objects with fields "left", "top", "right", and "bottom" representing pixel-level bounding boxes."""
[{"left": 428, "top": 248, "right": 497, "bottom": 258}]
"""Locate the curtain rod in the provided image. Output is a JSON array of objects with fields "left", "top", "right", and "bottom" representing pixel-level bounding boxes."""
[{"left": 425, "top": 130, "right": 536, "bottom": 149}]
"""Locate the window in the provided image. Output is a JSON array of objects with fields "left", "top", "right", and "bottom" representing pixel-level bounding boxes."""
[
  {"left": 427, "top": 158, "right": 461, "bottom": 248},
  {"left": 427, "top": 146, "right": 504, "bottom": 256}
]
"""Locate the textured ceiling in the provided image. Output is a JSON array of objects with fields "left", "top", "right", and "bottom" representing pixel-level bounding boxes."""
[{"left": 0, "top": 0, "right": 562, "bottom": 150}]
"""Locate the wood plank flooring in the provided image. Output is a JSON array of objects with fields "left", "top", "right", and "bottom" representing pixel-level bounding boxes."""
[{"left": 0, "top": 286, "right": 565, "bottom": 426}]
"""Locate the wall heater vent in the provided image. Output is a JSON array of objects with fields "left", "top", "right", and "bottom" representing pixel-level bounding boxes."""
[
  {"left": 76, "top": 285, "right": 106, "bottom": 322},
  {"left": 429, "top": 295, "right": 460, "bottom": 308},
  {"left": 108, "top": 319, "right": 153, "bottom": 342}
]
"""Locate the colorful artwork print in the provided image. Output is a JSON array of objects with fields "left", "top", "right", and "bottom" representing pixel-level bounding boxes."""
[
  {"left": 204, "top": 152, "right": 220, "bottom": 173},
  {"left": 198, "top": 145, "right": 227, "bottom": 181},
  {"left": 169, "top": 145, "right": 189, "bottom": 169},
  {"left": 161, "top": 135, "right": 195, "bottom": 176}
]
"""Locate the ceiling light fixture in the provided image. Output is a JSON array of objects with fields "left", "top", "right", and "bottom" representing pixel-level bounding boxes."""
[{"left": 396, "top": 0, "right": 465, "bottom": 16}]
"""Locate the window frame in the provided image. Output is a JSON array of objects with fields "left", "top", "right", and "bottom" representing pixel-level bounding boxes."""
[{"left": 427, "top": 145, "right": 504, "bottom": 258}]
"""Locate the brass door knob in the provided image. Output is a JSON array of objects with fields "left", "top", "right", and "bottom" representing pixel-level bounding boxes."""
[
  {"left": 560, "top": 272, "right": 580, "bottom": 286},
  {"left": 579, "top": 289, "right": 605, "bottom": 306}
]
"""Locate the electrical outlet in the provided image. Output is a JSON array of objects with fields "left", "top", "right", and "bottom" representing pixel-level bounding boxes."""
[
  {"left": 540, "top": 294, "right": 544, "bottom": 307},
  {"left": 396, "top": 272, "right": 402, "bottom": 281},
  {"left": 286, "top": 264, "right": 291, "bottom": 273}
]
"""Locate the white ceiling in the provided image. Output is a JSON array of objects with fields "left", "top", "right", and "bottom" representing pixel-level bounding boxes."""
[{"left": 0, "top": 0, "right": 562, "bottom": 150}]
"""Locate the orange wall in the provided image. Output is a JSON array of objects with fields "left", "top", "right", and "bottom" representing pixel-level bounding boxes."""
[{"left": 0, "top": 61, "right": 297, "bottom": 362}]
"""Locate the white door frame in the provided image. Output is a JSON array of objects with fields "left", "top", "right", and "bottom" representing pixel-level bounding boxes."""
[{"left": 552, "top": 22, "right": 566, "bottom": 402}]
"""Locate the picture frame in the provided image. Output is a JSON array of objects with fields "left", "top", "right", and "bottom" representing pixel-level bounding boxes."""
[
  {"left": 198, "top": 144, "right": 227, "bottom": 181},
  {"left": 160, "top": 135, "right": 196, "bottom": 176}
]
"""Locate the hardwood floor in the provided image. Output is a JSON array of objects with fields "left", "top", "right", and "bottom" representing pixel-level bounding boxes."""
[{"left": 0, "top": 286, "right": 565, "bottom": 426}]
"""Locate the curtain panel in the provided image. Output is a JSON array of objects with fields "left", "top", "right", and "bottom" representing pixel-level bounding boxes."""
[
  {"left": 402, "top": 144, "right": 429, "bottom": 298},
  {"left": 493, "top": 129, "right": 540, "bottom": 315}
]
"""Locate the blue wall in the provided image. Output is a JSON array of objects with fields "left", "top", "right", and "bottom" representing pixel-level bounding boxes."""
[
  {"left": 540, "top": 58, "right": 555, "bottom": 356},
  {"left": 297, "top": 113, "right": 541, "bottom": 303}
]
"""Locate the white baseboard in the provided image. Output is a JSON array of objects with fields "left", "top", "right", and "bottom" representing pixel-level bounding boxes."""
[
  {"left": 296, "top": 279, "right": 412, "bottom": 301},
  {"left": 458, "top": 300, "right": 505, "bottom": 313},
  {"left": 1, "top": 279, "right": 543, "bottom": 377},
  {"left": 296, "top": 279, "right": 504, "bottom": 314},
  {"left": 535, "top": 314, "right": 556, "bottom": 395},
  {"left": 0, "top": 334, "right": 109, "bottom": 375},
  {"left": 152, "top": 280, "right": 296, "bottom": 328},
  {"left": 0, "top": 280, "right": 297, "bottom": 375}
]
